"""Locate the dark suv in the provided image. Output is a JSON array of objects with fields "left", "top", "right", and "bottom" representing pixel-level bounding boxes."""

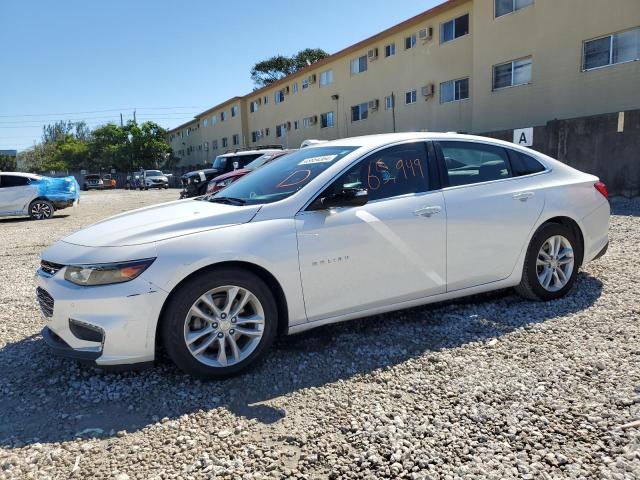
[{"left": 179, "top": 146, "right": 283, "bottom": 198}]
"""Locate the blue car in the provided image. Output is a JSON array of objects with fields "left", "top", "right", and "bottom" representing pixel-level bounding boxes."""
[{"left": 0, "top": 172, "right": 80, "bottom": 220}]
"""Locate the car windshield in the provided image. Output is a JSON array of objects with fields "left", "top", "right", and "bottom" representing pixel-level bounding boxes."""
[
  {"left": 146, "top": 170, "right": 163, "bottom": 177},
  {"left": 244, "top": 153, "right": 282, "bottom": 170},
  {"left": 207, "top": 146, "right": 358, "bottom": 205},
  {"left": 212, "top": 156, "right": 228, "bottom": 169}
]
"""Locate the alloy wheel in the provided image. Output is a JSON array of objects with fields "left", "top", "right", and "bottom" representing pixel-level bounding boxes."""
[
  {"left": 31, "top": 202, "right": 53, "bottom": 220},
  {"left": 536, "top": 235, "right": 574, "bottom": 292},
  {"left": 183, "top": 285, "right": 265, "bottom": 367}
]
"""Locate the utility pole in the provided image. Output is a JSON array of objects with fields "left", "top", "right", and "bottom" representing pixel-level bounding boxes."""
[
  {"left": 120, "top": 113, "right": 123, "bottom": 127},
  {"left": 133, "top": 110, "right": 136, "bottom": 123}
]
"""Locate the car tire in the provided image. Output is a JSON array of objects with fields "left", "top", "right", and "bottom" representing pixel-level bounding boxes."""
[
  {"left": 161, "top": 268, "right": 278, "bottom": 379},
  {"left": 29, "top": 199, "right": 54, "bottom": 220},
  {"left": 516, "top": 222, "right": 581, "bottom": 301}
]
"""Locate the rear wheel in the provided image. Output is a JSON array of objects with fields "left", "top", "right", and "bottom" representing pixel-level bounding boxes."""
[
  {"left": 516, "top": 223, "right": 581, "bottom": 301},
  {"left": 29, "top": 200, "right": 54, "bottom": 220},
  {"left": 161, "top": 268, "right": 278, "bottom": 378}
]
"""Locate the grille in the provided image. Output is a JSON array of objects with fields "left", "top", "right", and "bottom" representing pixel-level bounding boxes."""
[
  {"left": 36, "top": 287, "right": 54, "bottom": 318},
  {"left": 40, "top": 260, "right": 64, "bottom": 276}
]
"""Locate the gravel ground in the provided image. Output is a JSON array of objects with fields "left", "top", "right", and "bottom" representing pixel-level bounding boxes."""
[{"left": 0, "top": 190, "right": 638, "bottom": 479}]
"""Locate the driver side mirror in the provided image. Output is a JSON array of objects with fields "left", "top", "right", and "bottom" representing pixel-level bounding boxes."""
[
  {"left": 233, "top": 161, "right": 240, "bottom": 170},
  {"left": 313, "top": 188, "right": 369, "bottom": 210}
]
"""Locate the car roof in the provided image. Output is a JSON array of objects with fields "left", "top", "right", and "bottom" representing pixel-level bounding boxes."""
[
  {"left": 217, "top": 149, "right": 282, "bottom": 158},
  {"left": 0, "top": 171, "right": 42, "bottom": 179},
  {"left": 310, "top": 132, "right": 530, "bottom": 150}
]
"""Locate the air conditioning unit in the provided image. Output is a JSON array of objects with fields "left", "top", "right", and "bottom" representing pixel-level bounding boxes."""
[
  {"left": 257, "top": 98, "right": 262, "bottom": 105},
  {"left": 422, "top": 84, "right": 435, "bottom": 97},
  {"left": 368, "top": 47, "right": 379, "bottom": 60},
  {"left": 286, "top": 121, "right": 292, "bottom": 130},
  {"left": 284, "top": 86, "right": 290, "bottom": 95},
  {"left": 309, "top": 115, "right": 318, "bottom": 125},
  {"left": 419, "top": 27, "right": 433, "bottom": 42},
  {"left": 368, "top": 99, "right": 380, "bottom": 110},
  {"left": 308, "top": 74, "right": 317, "bottom": 84}
]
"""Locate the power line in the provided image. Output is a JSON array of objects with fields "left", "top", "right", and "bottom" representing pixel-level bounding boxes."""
[
  {"left": 0, "top": 106, "right": 210, "bottom": 118},
  {"left": 0, "top": 117, "right": 197, "bottom": 128}
]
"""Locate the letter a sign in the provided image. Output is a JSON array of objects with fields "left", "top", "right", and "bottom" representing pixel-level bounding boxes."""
[{"left": 513, "top": 127, "right": 533, "bottom": 147}]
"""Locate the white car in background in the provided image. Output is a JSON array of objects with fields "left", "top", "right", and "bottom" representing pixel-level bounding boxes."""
[
  {"left": 36, "top": 133, "right": 609, "bottom": 378},
  {"left": 0, "top": 172, "right": 80, "bottom": 220}
]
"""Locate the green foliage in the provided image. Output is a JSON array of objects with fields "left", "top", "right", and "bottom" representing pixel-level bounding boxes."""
[
  {"left": 251, "top": 48, "right": 330, "bottom": 88},
  {"left": 0, "top": 154, "right": 17, "bottom": 171},
  {"left": 20, "top": 120, "right": 172, "bottom": 174}
]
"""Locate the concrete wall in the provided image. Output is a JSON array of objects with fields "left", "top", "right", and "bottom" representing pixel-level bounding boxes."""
[{"left": 481, "top": 109, "right": 640, "bottom": 197}]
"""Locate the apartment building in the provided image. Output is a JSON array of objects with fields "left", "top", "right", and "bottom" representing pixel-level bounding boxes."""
[{"left": 168, "top": 0, "right": 640, "bottom": 167}]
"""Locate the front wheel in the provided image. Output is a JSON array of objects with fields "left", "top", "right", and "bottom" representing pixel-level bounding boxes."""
[
  {"left": 161, "top": 268, "right": 278, "bottom": 378},
  {"left": 516, "top": 223, "right": 581, "bottom": 301}
]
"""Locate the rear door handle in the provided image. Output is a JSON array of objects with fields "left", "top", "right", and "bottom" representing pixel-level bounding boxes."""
[
  {"left": 512, "top": 191, "right": 535, "bottom": 201},
  {"left": 413, "top": 205, "right": 442, "bottom": 217}
]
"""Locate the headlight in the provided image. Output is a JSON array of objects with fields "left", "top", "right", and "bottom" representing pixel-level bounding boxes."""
[{"left": 64, "top": 259, "right": 155, "bottom": 286}]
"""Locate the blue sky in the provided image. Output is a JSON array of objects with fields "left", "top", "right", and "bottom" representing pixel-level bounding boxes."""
[{"left": 0, "top": 0, "right": 441, "bottom": 151}]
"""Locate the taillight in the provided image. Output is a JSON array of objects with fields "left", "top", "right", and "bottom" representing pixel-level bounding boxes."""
[{"left": 594, "top": 181, "right": 608, "bottom": 199}]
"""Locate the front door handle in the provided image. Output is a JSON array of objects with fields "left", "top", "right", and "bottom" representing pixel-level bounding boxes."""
[
  {"left": 413, "top": 205, "right": 442, "bottom": 217},
  {"left": 512, "top": 191, "right": 535, "bottom": 201}
]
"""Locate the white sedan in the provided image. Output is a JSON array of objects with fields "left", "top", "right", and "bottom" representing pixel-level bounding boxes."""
[{"left": 36, "top": 133, "right": 609, "bottom": 378}]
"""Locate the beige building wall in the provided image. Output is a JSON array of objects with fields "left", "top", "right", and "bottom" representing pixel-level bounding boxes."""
[
  {"left": 471, "top": 0, "right": 640, "bottom": 132},
  {"left": 168, "top": 0, "right": 640, "bottom": 164}
]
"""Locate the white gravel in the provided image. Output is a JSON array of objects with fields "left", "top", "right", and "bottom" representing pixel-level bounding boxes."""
[{"left": 0, "top": 190, "right": 638, "bottom": 479}]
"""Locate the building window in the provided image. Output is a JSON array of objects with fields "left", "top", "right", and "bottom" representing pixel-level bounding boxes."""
[
  {"left": 292, "top": 82, "right": 299, "bottom": 93},
  {"left": 493, "top": 56, "right": 532, "bottom": 89},
  {"left": 441, "top": 14, "right": 469, "bottom": 43},
  {"left": 231, "top": 106, "right": 239, "bottom": 117},
  {"left": 220, "top": 111, "right": 227, "bottom": 122},
  {"left": 203, "top": 118, "right": 208, "bottom": 127},
  {"left": 263, "top": 95, "right": 269, "bottom": 104},
  {"left": 302, "top": 79, "right": 309, "bottom": 90},
  {"left": 212, "top": 140, "right": 218, "bottom": 150},
  {"left": 250, "top": 100, "right": 259, "bottom": 113},
  {"left": 319, "top": 69, "right": 333, "bottom": 87},
  {"left": 440, "top": 78, "right": 470, "bottom": 103},
  {"left": 321, "top": 111, "right": 335, "bottom": 128},
  {"left": 495, "top": 0, "right": 533, "bottom": 18},
  {"left": 583, "top": 28, "right": 640, "bottom": 71},
  {"left": 303, "top": 117, "right": 314, "bottom": 128},
  {"left": 405, "top": 90, "right": 417, "bottom": 104},
  {"left": 351, "top": 103, "right": 368, "bottom": 122},
  {"left": 204, "top": 141, "right": 209, "bottom": 151},
  {"left": 232, "top": 134, "right": 240, "bottom": 146},
  {"left": 294, "top": 120, "right": 300, "bottom": 130},
  {"left": 276, "top": 124, "right": 286, "bottom": 138},
  {"left": 211, "top": 115, "right": 218, "bottom": 125},
  {"left": 384, "top": 95, "right": 395, "bottom": 110},
  {"left": 251, "top": 131, "right": 260, "bottom": 143},
  {"left": 265, "top": 127, "right": 270, "bottom": 136},
  {"left": 222, "top": 137, "right": 228, "bottom": 148},
  {"left": 405, "top": 34, "right": 417, "bottom": 50},
  {"left": 275, "top": 90, "right": 285, "bottom": 103},
  {"left": 350, "top": 55, "right": 368, "bottom": 74},
  {"left": 385, "top": 43, "right": 396, "bottom": 57}
]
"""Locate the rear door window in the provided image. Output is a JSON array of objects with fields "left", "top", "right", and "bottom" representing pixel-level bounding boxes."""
[
  {"left": 0, "top": 175, "right": 30, "bottom": 188},
  {"left": 439, "top": 141, "right": 512, "bottom": 187}
]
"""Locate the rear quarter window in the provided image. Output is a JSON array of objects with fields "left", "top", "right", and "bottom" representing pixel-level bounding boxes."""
[{"left": 508, "top": 150, "right": 546, "bottom": 176}]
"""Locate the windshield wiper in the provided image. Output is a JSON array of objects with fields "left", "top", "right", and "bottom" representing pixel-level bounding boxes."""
[{"left": 206, "top": 196, "right": 246, "bottom": 205}]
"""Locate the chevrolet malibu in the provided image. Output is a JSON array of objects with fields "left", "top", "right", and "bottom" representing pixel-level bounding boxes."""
[{"left": 36, "top": 133, "right": 609, "bottom": 378}]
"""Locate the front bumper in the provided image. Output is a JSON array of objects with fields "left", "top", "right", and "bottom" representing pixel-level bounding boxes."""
[{"left": 36, "top": 267, "right": 169, "bottom": 366}]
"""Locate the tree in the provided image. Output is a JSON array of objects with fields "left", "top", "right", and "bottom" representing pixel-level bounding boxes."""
[
  {"left": 251, "top": 48, "right": 329, "bottom": 88},
  {"left": 0, "top": 154, "right": 16, "bottom": 172},
  {"left": 125, "top": 121, "right": 172, "bottom": 170}
]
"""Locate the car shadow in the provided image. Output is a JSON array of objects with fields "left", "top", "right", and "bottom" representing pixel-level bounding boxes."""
[
  {"left": 0, "top": 215, "right": 70, "bottom": 224},
  {"left": 0, "top": 273, "right": 603, "bottom": 447}
]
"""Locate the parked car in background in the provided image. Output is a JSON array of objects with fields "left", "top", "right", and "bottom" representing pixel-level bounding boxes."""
[
  {"left": 0, "top": 172, "right": 79, "bottom": 220},
  {"left": 140, "top": 170, "right": 169, "bottom": 190},
  {"left": 206, "top": 150, "right": 295, "bottom": 194},
  {"left": 82, "top": 174, "right": 112, "bottom": 191},
  {"left": 36, "top": 133, "right": 609, "bottom": 378},
  {"left": 125, "top": 172, "right": 142, "bottom": 190},
  {"left": 180, "top": 146, "right": 284, "bottom": 198}
]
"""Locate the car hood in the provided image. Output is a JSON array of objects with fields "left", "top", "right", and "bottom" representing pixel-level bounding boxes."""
[{"left": 61, "top": 199, "right": 261, "bottom": 247}]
